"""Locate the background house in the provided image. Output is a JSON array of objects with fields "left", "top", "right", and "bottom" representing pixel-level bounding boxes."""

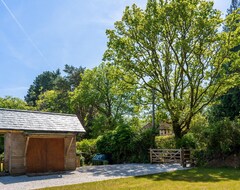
[
  {"left": 0, "top": 108, "right": 85, "bottom": 175},
  {"left": 143, "top": 122, "right": 173, "bottom": 136}
]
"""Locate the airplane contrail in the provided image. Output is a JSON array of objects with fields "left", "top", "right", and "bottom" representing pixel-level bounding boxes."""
[{"left": 0, "top": 0, "right": 47, "bottom": 61}]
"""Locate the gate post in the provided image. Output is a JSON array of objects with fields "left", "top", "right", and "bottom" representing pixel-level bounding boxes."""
[
  {"left": 181, "top": 149, "right": 187, "bottom": 167},
  {"left": 150, "top": 149, "right": 152, "bottom": 164},
  {"left": 180, "top": 148, "right": 186, "bottom": 167}
]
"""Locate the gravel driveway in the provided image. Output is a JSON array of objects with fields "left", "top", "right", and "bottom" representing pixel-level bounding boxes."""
[{"left": 0, "top": 163, "right": 185, "bottom": 190}]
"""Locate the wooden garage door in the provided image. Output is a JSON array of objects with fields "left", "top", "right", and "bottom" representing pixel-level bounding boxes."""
[{"left": 26, "top": 138, "right": 64, "bottom": 173}]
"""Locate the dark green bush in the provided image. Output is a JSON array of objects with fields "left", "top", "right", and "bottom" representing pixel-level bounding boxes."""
[
  {"left": 188, "top": 118, "right": 240, "bottom": 166},
  {"left": 206, "top": 118, "right": 240, "bottom": 157},
  {"left": 96, "top": 124, "right": 134, "bottom": 163},
  {"left": 96, "top": 124, "right": 154, "bottom": 163},
  {"left": 129, "top": 128, "right": 153, "bottom": 163},
  {"left": 176, "top": 133, "right": 196, "bottom": 149}
]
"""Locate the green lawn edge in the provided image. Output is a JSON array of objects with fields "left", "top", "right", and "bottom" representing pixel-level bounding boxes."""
[{"left": 40, "top": 167, "right": 240, "bottom": 190}]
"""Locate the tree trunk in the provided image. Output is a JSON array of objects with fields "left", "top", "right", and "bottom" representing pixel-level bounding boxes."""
[{"left": 172, "top": 119, "right": 183, "bottom": 140}]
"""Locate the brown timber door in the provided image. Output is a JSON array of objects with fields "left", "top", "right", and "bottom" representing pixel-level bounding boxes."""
[{"left": 26, "top": 138, "right": 64, "bottom": 173}]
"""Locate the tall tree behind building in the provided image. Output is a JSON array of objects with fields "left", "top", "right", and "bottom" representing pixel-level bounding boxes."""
[{"left": 209, "top": 0, "right": 240, "bottom": 121}]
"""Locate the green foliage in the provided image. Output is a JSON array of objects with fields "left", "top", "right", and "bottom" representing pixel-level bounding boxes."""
[
  {"left": 36, "top": 90, "right": 72, "bottom": 113},
  {"left": 186, "top": 117, "right": 240, "bottom": 165},
  {"left": 209, "top": 87, "right": 240, "bottom": 121},
  {"left": 210, "top": 3, "right": 240, "bottom": 121},
  {"left": 176, "top": 133, "right": 196, "bottom": 149},
  {"left": 62, "top": 64, "right": 85, "bottom": 91},
  {"left": 227, "top": 0, "right": 240, "bottom": 15},
  {"left": 25, "top": 65, "right": 85, "bottom": 113},
  {"left": 96, "top": 125, "right": 153, "bottom": 163},
  {"left": 0, "top": 152, "right": 3, "bottom": 160},
  {"left": 76, "top": 139, "right": 97, "bottom": 164},
  {"left": 155, "top": 136, "right": 176, "bottom": 149},
  {"left": 97, "top": 124, "right": 134, "bottom": 163},
  {"left": 104, "top": 0, "right": 239, "bottom": 139},
  {"left": 188, "top": 113, "right": 209, "bottom": 150},
  {"left": 71, "top": 63, "right": 137, "bottom": 137},
  {"left": 206, "top": 118, "right": 240, "bottom": 156},
  {"left": 89, "top": 115, "right": 113, "bottom": 138},
  {"left": 0, "top": 96, "right": 31, "bottom": 110},
  {"left": 129, "top": 129, "right": 154, "bottom": 162},
  {"left": 25, "top": 70, "right": 61, "bottom": 106}
]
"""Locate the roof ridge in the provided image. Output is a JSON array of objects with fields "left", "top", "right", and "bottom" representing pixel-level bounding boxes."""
[{"left": 0, "top": 108, "right": 76, "bottom": 117}]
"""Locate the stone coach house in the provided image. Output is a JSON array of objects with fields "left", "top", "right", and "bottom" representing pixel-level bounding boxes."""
[{"left": 0, "top": 108, "right": 85, "bottom": 175}]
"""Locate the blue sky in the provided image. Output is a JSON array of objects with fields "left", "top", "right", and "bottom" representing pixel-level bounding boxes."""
[{"left": 0, "top": 0, "right": 231, "bottom": 99}]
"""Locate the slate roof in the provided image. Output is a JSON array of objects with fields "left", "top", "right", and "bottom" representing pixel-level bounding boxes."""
[{"left": 0, "top": 108, "right": 85, "bottom": 133}]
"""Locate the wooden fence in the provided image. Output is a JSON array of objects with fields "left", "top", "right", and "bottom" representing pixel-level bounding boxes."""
[{"left": 149, "top": 148, "right": 193, "bottom": 167}]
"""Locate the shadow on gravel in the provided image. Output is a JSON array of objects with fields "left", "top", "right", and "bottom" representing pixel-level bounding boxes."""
[
  {"left": 0, "top": 164, "right": 184, "bottom": 185},
  {"left": 76, "top": 163, "right": 184, "bottom": 178}
]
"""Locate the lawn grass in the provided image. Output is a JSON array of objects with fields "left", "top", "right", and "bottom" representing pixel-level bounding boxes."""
[{"left": 41, "top": 167, "right": 240, "bottom": 190}]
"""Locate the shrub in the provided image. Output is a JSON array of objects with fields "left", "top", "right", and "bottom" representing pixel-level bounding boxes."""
[
  {"left": 129, "top": 128, "right": 154, "bottom": 163},
  {"left": 155, "top": 135, "right": 176, "bottom": 149},
  {"left": 189, "top": 113, "right": 209, "bottom": 150},
  {"left": 96, "top": 124, "right": 134, "bottom": 163},
  {"left": 76, "top": 139, "right": 97, "bottom": 164},
  {"left": 206, "top": 118, "right": 240, "bottom": 157},
  {"left": 96, "top": 125, "right": 154, "bottom": 163},
  {"left": 187, "top": 118, "right": 240, "bottom": 166},
  {"left": 176, "top": 133, "right": 196, "bottom": 149}
]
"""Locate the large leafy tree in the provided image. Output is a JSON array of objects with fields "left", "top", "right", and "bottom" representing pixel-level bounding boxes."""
[
  {"left": 104, "top": 0, "right": 239, "bottom": 139},
  {"left": 62, "top": 64, "right": 85, "bottom": 91},
  {"left": 36, "top": 90, "right": 71, "bottom": 113},
  {"left": 25, "top": 64, "right": 85, "bottom": 111},
  {"left": 36, "top": 65, "right": 85, "bottom": 113},
  {"left": 25, "top": 70, "right": 61, "bottom": 106},
  {"left": 71, "top": 63, "right": 136, "bottom": 137}
]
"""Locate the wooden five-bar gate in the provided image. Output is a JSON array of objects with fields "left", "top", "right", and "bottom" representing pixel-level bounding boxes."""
[{"left": 149, "top": 148, "right": 193, "bottom": 167}]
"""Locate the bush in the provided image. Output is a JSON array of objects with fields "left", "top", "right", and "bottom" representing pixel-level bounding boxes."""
[
  {"left": 189, "top": 113, "right": 209, "bottom": 150},
  {"left": 155, "top": 135, "right": 176, "bottom": 149},
  {"left": 187, "top": 118, "right": 240, "bottom": 166},
  {"left": 206, "top": 118, "right": 240, "bottom": 157},
  {"left": 76, "top": 139, "right": 97, "bottom": 164},
  {"left": 176, "top": 133, "right": 196, "bottom": 149},
  {"left": 96, "top": 124, "right": 134, "bottom": 163},
  {"left": 96, "top": 124, "right": 154, "bottom": 163},
  {"left": 129, "top": 128, "right": 154, "bottom": 163}
]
